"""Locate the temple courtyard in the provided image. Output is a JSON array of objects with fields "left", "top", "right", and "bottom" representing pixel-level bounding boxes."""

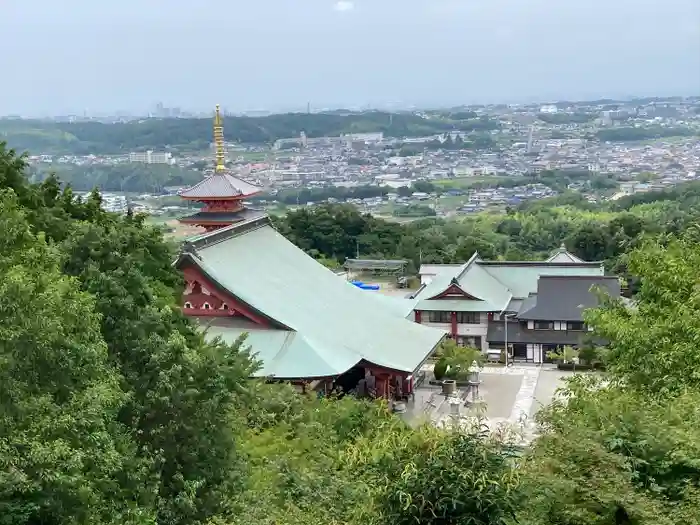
[{"left": 404, "top": 364, "right": 576, "bottom": 443}]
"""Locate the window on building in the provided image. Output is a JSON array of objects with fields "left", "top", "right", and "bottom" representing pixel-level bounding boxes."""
[
  {"left": 566, "top": 321, "right": 585, "bottom": 331},
  {"left": 203, "top": 302, "right": 211, "bottom": 310},
  {"left": 534, "top": 320, "right": 554, "bottom": 330},
  {"left": 428, "top": 311, "right": 451, "bottom": 323},
  {"left": 455, "top": 312, "right": 480, "bottom": 324},
  {"left": 184, "top": 302, "right": 192, "bottom": 309},
  {"left": 457, "top": 335, "right": 482, "bottom": 349}
]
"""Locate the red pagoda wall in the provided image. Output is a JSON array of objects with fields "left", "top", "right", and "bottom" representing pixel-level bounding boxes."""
[
  {"left": 181, "top": 266, "right": 270, "bottom": 326},
  {"left": 201, "top": 199, "right": 244, "bottom": 213}
]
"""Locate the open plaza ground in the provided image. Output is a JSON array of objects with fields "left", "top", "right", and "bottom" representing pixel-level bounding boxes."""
[{"left": 403, "top": 364, "right": 575, "bottom": 443}]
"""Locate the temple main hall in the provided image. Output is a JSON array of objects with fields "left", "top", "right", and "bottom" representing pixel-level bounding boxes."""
[{"left": 174, "top": 106, "right": 445, "bottom": 400}]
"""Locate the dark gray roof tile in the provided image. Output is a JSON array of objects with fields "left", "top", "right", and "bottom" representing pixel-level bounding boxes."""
[{"left": 518, "top": 276, "right": 620, "bottom": 321}]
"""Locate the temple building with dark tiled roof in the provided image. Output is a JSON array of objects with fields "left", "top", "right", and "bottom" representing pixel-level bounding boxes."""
[{"left": 412, "top": 246, "right": 621, "bottom": 363}]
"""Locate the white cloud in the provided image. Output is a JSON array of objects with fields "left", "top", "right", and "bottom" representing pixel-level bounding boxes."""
[{"left": 333, "top": 1, "right": 354, "bottom": 12}]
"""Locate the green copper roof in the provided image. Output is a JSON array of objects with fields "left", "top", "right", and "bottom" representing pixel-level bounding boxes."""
[
  {"left": 478, "top": 262, "right": 604, "bottom": 299},
  {"left": 178, "top": 219, "right": 444, "bottom": 378},
  {"left": 198, "top": 318, "right": 360, "bottom": 378},
  {"left": 413, "top": 254, "right": 512, "bottom": 313},
  {"left": 367, "top": 293, "right": 418, "bottom": 318},
  {"left": 412, "top": 253, "right": 605, "bottom": 311},
  {"left": 415, "top": 298, "right": 494, "bottom": 312}
]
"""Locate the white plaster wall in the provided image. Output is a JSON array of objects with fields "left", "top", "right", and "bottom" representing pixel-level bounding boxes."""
[
  {"left": 455, "top": 323, "right": 489, "bottom": 353},
  {"left": 423, "top": 322, "right": 450, "bottom": 334},
  {"left": 455, "top": 323, "right": 488, "bottom": 337}
]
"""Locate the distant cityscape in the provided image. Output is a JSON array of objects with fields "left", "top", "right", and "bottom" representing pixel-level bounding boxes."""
[
  {"left": 14, "top": 96, "right": 699, "bottom": 220},
  {"left": 3, "top": 95, "right": 699, "bottom": 122}
]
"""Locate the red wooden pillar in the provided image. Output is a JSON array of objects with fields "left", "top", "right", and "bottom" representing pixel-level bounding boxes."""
[
  {"left": 414, "top": 310, "right": 422, "bottom": 323},
  {"left": 376, "top": 373, "right": 391, "bottom": 399},
  {"left": 375, "top": 375, "right": 384, "bottom": 399},
  {"left": 451, "top": 311, "right": 457, "bottom": 337}
]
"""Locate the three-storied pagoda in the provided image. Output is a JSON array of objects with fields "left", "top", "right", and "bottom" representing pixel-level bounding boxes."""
[{"left": 178, "top": 105, "right": 263, "bottom": 231}]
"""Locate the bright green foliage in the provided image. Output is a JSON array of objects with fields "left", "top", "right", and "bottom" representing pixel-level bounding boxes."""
[
  {"left": 235, "top": 383, "right": 521, "bottom": 525},
  {"left": 433, "top": 339, "right": 484, "bottom": 381},
  {"left": 59, "top": 213, "right": 255, "bottom": 525},
  {"left": 433, "top": 359, "right": 448, "bottom": 380},
  {"left": 519, "top": 376, "right": 700, "bottom": 525},
  {"left": 0, "top": 143, "right": 255, "bottom": 525},
  {"left": 545, "top": 345, "right": 579, "bottom": 364},
  {"left": 234, "top": 386, "right": 390, "bottom": 524},
  {"left": 347, "top": 425, "right": 520, "bottom": 525},
  {"left": 518, "top": 232, "right": 700, "bottom": 524},
  {"left": 0, "top": 191, "right": 153, "bottom": 525},
  {"left": 586, "top": 232, "right": 700, "bottom": 394}
]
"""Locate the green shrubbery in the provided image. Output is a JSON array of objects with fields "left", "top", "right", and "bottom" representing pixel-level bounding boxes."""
[{"left": 433, "top": 339, "right": 484, "bottom": 381}]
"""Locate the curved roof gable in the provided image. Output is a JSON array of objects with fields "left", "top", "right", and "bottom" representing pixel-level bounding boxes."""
[
  {"left": 414, "top": 253, "right": 512, "bottom": 312},
  {"left": 546, "top": 244, "right": 585, "bottom": 263}
]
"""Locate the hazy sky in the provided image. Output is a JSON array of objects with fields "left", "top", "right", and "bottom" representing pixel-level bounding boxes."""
[{"left": 2, "top": 0, "right": 699, "bottom": 115}]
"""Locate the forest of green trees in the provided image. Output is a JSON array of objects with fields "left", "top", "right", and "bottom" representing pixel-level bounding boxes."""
[
  {"left": 596, "top": 125, "right": 697, "bottom": 142},
  {"left": 4, "top": 140, "right": 700, "bottom": 524},
  {"left": 274, "top": 181, "right": 700, "bottom": 289},
  {"left": 0, "top": 111, "right": 500, "bottom": 154},
  {"left": 29, "top": 163, "right": 205, "bottom": 193}
]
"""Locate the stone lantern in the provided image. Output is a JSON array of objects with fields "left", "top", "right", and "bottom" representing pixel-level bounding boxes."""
[
  {"left": 448, "top": 396, "right": 462, "bottom": 417},
  {"left": 467, "top": 360, "right": 482, "bottom": 404},
  {"left": 468, "top": 360, "right": 481, "bottom": 385}
]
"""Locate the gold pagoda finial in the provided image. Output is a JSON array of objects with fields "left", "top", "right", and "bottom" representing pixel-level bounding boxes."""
[{"left": 213, "top": 104, "right": 226, "bottom": 173}]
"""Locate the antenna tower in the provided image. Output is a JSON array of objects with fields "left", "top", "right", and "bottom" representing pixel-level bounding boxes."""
[{"left": 213, "top": 104, "right": 226, "bottom": 173}]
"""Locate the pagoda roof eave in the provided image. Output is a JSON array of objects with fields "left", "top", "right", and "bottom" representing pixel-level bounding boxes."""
[
  {"left": 178, "top": 219, "right": 235, "bottom": 225},
  {"left": 178, "top": 173, "right": 263, "bottom": 199},
  {"left": 179, "top": 209, "right": 267, "bottom": 225}
]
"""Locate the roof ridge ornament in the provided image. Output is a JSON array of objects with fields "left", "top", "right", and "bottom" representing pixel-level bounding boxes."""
[
  {"left": 213, "top": 104, "right": 226, "bottom": 174},
  {"left": 181, "top": 241, "right": 199, "bottom": 258}
]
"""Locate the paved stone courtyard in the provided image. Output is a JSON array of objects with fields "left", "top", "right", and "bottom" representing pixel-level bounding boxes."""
[{"left": 403, "top": 364, "right": 573, "bottom": 443}]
